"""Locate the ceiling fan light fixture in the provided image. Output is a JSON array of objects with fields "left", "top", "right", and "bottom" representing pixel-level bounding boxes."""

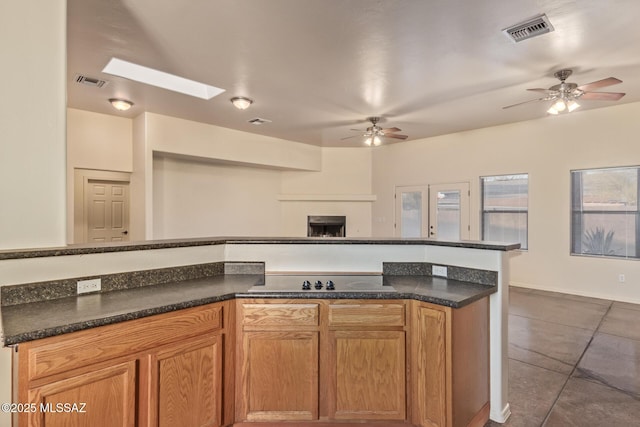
[
  {"left": 373, "top": 135, "right": 382, "bottom": 146},
  {"left": 547, "top": 98, "right": 580, "bottom": 115},
  {"left": 109, "top": 98, "right": 133, "bottom": 111},
  {"left": 553, "top": 99, "right": 567, "bottom": 112},
  {"left": 230, "top": 96, "right": 253, "bottom": 110}
]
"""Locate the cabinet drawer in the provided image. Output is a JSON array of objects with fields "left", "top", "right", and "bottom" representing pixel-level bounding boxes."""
[
  {"left": 328, "top": 303, "right": 405, "bottom": 327},
  {"left": 242, "top": 303, "right": 319, "bottom": 327},
  {"left": 25, "top": 303, "right": 224, "bottom": 381}
]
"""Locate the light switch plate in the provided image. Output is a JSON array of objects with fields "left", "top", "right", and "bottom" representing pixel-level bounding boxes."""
[
  {"left": 432, "top": 265, "right": 448, "bottom": 278},
  {"left": 77, "top": 278, "right": 101, "bottom": 294}
]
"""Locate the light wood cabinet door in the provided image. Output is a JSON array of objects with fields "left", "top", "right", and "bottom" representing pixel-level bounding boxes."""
[
  {"left": 412, "top": 304, "right": 448, "bottom": 427},
  {"left": 238, "top": 330, "right": 319, "bottom": 422},
  {"left": 327, "top": 330, "right": 406, "bottom": 421},
  {"left": 26, "top": 360, "right": 136, "bottom": 427},
  {"left": 145, "top": 334, "right": 223, "bottom": 427}
]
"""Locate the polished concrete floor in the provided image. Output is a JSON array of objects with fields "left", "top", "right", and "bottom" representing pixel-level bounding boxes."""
[{"left": 486, "top": 287, "right": 640, "bottom": 427}]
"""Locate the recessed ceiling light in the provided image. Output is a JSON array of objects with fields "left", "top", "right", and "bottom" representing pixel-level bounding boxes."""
[
  {"left": 102, "top": 58, "right": 225, "bottom": 100},
  {"left": 109, "top": 98, "right": 133, "bottom": 111},
  {"left": 230, "top": 96, "right": 253, "bottom": 110}
]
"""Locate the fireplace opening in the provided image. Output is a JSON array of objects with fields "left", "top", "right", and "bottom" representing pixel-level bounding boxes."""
[{"left": 307, "top": 215, "right": 346, "bottom": 237}]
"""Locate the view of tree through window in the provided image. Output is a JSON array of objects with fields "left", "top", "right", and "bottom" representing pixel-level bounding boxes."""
[
  {"left": 481, "top": 174, "right": 528, "bottom": 249},
  {"left": 571, "top": 167, "right": 639, "bottom": 259}
]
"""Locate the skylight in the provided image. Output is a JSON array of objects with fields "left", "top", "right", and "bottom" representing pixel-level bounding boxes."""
[{"left": 102, "top": 58, "right": 225, "bottom": 100}]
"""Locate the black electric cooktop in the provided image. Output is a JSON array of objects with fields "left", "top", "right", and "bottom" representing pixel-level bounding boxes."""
[{"left": 247, "top": 274, "right": 396, "bottom": 293}]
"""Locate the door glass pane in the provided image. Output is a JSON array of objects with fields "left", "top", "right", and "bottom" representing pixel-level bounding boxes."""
[
  {"left": 436, "top": 191, "right": 460, "bottom": 240},
  {"left": 401, "top": 191, "right": 422, "bottom": 237}
]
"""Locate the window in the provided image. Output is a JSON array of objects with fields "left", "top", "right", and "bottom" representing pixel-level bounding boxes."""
[
  {"left": 481, "top": 174, "right": 528, "bottom": 249},
  {"left": 571, "top": 166, "right": 639, "bottom": 259}
]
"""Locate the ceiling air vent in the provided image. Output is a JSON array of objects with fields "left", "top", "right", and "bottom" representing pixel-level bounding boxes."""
[
  {"left": 248, "top": 117, "right": 272, "bottom": 125},
  {"left": 74, "top": 74, "right": 109, "bottom": 88},
  {"left": 503, "top": 14, "right": 554, "bottom": 42}
]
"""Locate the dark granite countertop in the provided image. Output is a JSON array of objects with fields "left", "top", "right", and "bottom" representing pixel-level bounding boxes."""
[
  {"left": 0, "top": 236, "right": 520, "bottom": 260},
  {"left": 1, "top": 274, "right": 496, "bottom": 346}
]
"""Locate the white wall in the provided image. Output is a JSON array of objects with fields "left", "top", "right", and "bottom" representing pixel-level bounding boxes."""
[
  {"left": 0, "top": 1, "right": 67, "bottom": 423},
  {"left": 131, "top": 113, "right": 153, "bottom": 240},
  {"left": 280, "top": 148, "right": 374, "bottom": 236},
  {"left": 66, "top": 108, "right": 133, "bottom": 242},
  {"left": 146, "top": 113, "right": 321, "bottom": 171},
  {"left": 153, "top": 155, "right": 283, "bottom": 238},
  {"left": 372, "top": 102, "right": 640, "bottom": 303},
  {"left": 0, "top": 0, "right": 67, "bottom": 251}
]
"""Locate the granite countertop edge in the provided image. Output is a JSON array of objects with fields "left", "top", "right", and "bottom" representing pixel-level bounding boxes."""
[
  {"left": 2, "top": 276, "right": 496, "bottom": 346},
  {"left": 0, "top": 237, "right": 520, "bottom": 260}
]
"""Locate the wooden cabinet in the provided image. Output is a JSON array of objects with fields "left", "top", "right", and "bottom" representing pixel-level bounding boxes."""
[
  {"left": 236, "top": 299, "right": 407, "bottom": 424},
  {"left": 328, "top": 330, "right": 406, "bottom": 420},
  {"left": 236, "top": 301, "right": 320, "bottom": 422},
  {"left": 145, "top": 334, "right": 223, "bottom": 427},
  {"left": 326, "top": 302, "right": 407, "bottom": 421},
  {"left": 17, "top": 301, "right": 233, "bottom": 427},
  {"left": 411, "top": 299, "right": 490, "bottom": 427},
  {"left": 240, "top": 331, "right": 319, "bottom": 421},
  {"left": 16, "top": 295, "right": 489, "bottom": 427},
  {"left": 27, "top": 360, "right": 137, "bottom": 427}
]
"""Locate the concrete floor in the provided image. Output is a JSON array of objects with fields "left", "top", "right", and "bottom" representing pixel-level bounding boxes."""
[{"left": 486, "top": 287, "right": 640, "bottom": 427}]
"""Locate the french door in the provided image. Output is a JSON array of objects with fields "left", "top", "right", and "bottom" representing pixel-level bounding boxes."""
[{"left": 395, "top": 183, "right": 470, "bottom": 240}]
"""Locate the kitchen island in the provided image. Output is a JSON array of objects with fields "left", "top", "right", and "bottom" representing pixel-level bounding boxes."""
[{"left": 0, "top": 237, "right": 518, "bottom": 426}]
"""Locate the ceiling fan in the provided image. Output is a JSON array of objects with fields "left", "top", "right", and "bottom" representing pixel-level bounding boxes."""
[
  {"left": 341, "top": 117, "right": 408, "bottom": 146},
  {"left": 503, "top": 69, "right": 625, "bottom": 115}
]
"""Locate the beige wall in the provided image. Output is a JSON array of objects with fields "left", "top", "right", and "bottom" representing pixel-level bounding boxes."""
[
  {"left": 371, "top": 102, "right": 640, "bottom": 303},
  {"left": 66, "top": 108, "right": 133, "bottom": 242},
  {"left": 280, "top": 148, "right": 374, "bottom": 236},
  {"left": 153, "top": 155, "right": 283, "bottom": 238}
]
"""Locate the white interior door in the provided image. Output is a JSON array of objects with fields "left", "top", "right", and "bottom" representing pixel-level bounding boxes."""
[
  {"left": 395, "top": 186, "right": 428, "bottom": 237},
  {"left": 86, "top": 180, "right": 130, "bottom": 242},
  {"left": 428, "top": 183, "right": 470, "bottom": 240}
]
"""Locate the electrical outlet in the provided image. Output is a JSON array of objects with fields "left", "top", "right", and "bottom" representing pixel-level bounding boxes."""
[
  {"left": 619, "top": 274, "right": 626, "bottom": 283},
  {"left": 77, "top": 278, "right": 101, "bottom": 294},
  {"left": 432, "top": 265, "right": 448, "bottom": 277}
]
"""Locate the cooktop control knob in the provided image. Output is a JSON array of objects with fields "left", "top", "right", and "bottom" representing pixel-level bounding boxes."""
[
  {"left": 314, "top": 280, "right": 323, "bottom": 290},
  {"left": 302, "top": 280, "right": 311, "bottom": 290},
  {"left": 326, "top": 280, "right": 335, "bottom": 290}
]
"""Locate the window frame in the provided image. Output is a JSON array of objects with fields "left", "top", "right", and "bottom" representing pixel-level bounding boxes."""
[
  {"left": 480, "top": 173, "right": 529, "bottom": 250},
  {"left": 570, "top": 165, "right": 640, "bottom": 260}
]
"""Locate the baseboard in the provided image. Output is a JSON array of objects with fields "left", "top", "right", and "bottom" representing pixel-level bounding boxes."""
[
  {"left": 490, "top": 402, "right": 511, "bottom": 424},
  {"left": 233, "top": 423, "right": 413, "bottom": 426},
  {"left": 468, "top": 402, "right": 490, "bottom": 427},
  {"left": 509, "top": 282, "right": 640, "bottom": 305}
]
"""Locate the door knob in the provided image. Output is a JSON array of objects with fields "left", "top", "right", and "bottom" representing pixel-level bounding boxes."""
[{"left": 122, "top": 230, "right": 128, "bottom": 235}]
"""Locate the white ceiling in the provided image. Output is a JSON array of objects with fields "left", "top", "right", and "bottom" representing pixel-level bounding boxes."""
[{"left": 67, "top": 0, "right": 640, "bottom": 147}]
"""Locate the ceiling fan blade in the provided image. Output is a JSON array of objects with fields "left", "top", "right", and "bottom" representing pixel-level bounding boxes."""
[
  {"left": 340, "top": 135, "right": 361, "bottom": 140},
  {"left": 384, "top": 134, "right": 408, "bottom": 140},
  {"left": 580, "top": 91, "right": 626, "bottom": 101},
  {"left": 502, "top": 97, "right": 552, "bottom": 109},
  {"left": 349, "top": 128, "right": 365, "bottom": 132},
  {"left": 380, "top": 127, "right": 401, "bottom": 133},
  {"left": 577, "top": 77, "right": 622, "bottom": 92}
]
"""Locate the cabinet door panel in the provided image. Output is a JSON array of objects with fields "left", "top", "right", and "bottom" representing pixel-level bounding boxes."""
[
  {"left": 151, "top": 334, "right": 222, "bottom": 427},
  {"left": 240, "top": 331, "right": 318, "bottom": 421},
  {"left": 328, "top": 330, "right": 406, "bottom": 420},
  {"left": 413, "top": 306, "right": 447, "bottom": 427},
  {"left": 27, "top": 360, "right": 136, "bottom": 427}
]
